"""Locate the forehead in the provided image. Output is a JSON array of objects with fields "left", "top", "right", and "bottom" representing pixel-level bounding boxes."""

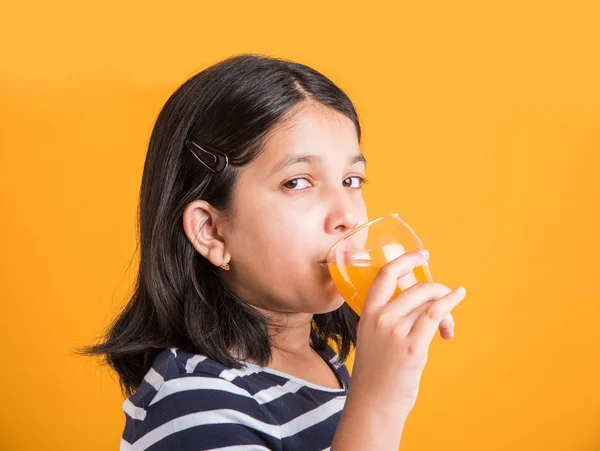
[{"left": 250, "top": 104, "right": 361, "bottom": 172}]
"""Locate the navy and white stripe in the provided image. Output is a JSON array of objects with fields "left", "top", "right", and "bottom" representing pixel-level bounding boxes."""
[{"left": 120, "top": 343, "right": 351, "bottom": 450}]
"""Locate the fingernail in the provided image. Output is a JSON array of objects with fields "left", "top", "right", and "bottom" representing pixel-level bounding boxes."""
[
  {"left": 419, "top": 250, "right": 430, "bottom": 258},
  {"left": 455, "top": 286, "right": 466, "bottom": 295}
]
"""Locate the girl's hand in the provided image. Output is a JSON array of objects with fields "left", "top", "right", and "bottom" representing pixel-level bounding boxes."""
[{"left": 348, "top": 250, "right": 467, "bottom": 419}]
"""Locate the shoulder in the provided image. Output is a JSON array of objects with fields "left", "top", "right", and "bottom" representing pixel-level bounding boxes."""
[
  {"left": 121, "top": 348, "right": 282, "bottom": 450},
  {"left": 313, "top": 341, "right": 352, "bottom": 390}
]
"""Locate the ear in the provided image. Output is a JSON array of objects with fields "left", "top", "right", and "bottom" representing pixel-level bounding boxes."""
[{"left": 182, "top": 200, "right": 231, "bottom": 268}]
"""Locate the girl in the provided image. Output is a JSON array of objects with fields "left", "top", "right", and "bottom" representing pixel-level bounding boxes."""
[{"left": 85, "top": 53, "right": 466, "bottom": 450}]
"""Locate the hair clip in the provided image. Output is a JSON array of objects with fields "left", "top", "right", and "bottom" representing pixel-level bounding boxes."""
[{"left": 185, "top": 140, "right": 229, "bottom": 174}]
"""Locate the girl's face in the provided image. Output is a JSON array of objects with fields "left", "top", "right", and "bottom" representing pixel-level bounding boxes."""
[{"left": 222, "top": 103, "right": 368, "bottom": 314}]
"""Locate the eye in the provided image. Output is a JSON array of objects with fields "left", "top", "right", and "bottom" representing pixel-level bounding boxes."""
[
  {"left": 343, "top": 176, "right": 367, "bottom": 189},
  {"left": 283, "top": 177, "right": 313, "bottom": 190}
]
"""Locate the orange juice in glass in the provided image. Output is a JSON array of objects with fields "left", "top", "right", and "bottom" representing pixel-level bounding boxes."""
[{"left": 326, "top": 213, "right": 433, "bottom": 316}]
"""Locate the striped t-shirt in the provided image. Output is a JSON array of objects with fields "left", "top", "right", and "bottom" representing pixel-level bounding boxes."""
[{"left": 120, "top": 343, "right": 351, "bottom": 450}]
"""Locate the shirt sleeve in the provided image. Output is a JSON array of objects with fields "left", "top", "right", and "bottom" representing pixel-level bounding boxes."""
[{"left": 120, "top": 373, "right": 283, "bottom": 451}]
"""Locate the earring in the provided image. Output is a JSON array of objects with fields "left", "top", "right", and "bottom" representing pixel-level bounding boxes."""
[{"left": 220, "top": 263, "right": 230, "bottom": 271}]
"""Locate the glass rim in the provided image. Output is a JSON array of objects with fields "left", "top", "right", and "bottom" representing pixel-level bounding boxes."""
[{"left": 325, "top": 213, "right": 406, "bottom": 263}]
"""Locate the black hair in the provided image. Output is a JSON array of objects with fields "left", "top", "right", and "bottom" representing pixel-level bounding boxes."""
[{"left": 81, "top": 53, "right": 361, "bottom": 396}]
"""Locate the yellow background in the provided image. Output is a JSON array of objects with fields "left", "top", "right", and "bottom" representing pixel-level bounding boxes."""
[{"left": 1, "top": 1, "right": 599, "bottom": 450}]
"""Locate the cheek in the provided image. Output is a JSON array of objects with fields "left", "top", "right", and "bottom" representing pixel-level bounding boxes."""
[
  {"left": 260, "top": 222, "right": 313, "bottom": 269},
  {"left": 229, "top": 185, "right": 335, "bottom": 277},
  {"left": 230, "top": 213, "right": 307, "bottom": 268},
  {"left": 245, "top": 229, "right": 320, "bottom": 297}
]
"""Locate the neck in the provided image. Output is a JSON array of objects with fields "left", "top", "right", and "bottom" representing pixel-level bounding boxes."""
[
  {"left": 253, "top": 304, "right": 313, "bottom": 354},
  {"left": 221, "top": 273, "right": 314, "bottom": 356},
  {"left": 229, "top": 306, "right": 315, "bottom": 363},
  {"left": 268, "top": 312, "right": 314, "bottom": 356}
]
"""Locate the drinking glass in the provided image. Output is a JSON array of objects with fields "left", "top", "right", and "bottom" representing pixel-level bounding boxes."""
[{"left": 326, "top": 213, "right": 433, "bottom": 316}]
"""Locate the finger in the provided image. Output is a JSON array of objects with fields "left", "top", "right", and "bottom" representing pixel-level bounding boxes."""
[
  {"left": 438, "top": 312, "right": 455, "bottom": 339},
  {"left": 362, "top": 250, "right": 430, "bottom": 314},
  {"left": 409, "top": 286, "right": 467, "bottom": 347},
  {"left": 394, "top": 305, "right": 454, "bottom": 340},
  {"left": 391, "top": 300, "right": 434, "bottom": 338},
  {"left": 383, "top": 281, "right": 452, "bottom": 318}
]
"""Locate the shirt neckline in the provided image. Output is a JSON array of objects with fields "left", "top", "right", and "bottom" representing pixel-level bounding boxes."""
[{"left": 242, "top": 345, "right": 347, "bottom": 394}]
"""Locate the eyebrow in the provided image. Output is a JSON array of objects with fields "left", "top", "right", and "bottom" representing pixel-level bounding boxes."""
[{"left": 269, "top": 153, "right": 367, "bottom": 176}]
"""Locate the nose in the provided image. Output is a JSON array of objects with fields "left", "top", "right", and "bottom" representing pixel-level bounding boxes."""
[{"left": 324, "top": 188, "right": 360, "bottom": 236}]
